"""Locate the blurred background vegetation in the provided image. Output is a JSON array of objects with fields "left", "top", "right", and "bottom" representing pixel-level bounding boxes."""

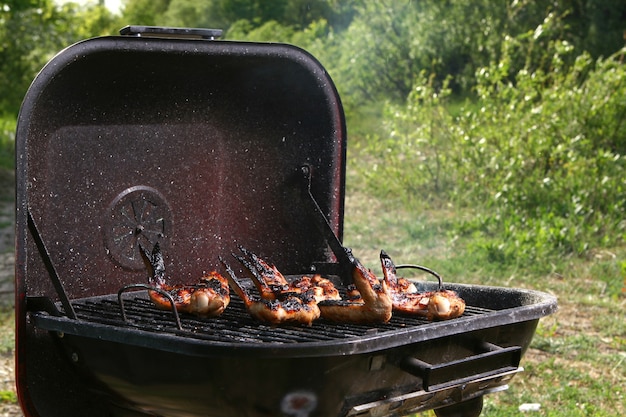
[{"left": 2, "top": 0, "right": 625, "bottom": 277}]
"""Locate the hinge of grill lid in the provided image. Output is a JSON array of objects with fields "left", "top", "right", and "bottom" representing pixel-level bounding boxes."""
[{"left": 119, "top": 25, "right": 223, "bottom": 40}]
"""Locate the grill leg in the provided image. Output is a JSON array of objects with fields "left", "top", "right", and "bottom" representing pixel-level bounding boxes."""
[{"left": 434, "top": 396, "right": 483, "bottom": 417}]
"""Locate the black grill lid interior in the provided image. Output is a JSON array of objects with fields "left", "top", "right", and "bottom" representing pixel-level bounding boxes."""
[{"left": 17, "top": 34, "right": 346, "bottom": 300}]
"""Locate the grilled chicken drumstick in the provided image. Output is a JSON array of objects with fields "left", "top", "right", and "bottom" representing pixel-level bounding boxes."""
[
  {"left": 426, "top": 290, "right": 466, "bottom": 320},
  {"left": 318, "top": 249, "right": 393, "bottom": 324},
  {"left": 380, "top": 250, "right": 465, "bottom": 320},
  {"left": 141, "top": 244, "right": 230, "bottom": 317}
]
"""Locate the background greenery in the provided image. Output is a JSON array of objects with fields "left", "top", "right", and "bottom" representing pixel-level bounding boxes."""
[{"left": 1, "top": 0, "right": 624, "bottom": 416}]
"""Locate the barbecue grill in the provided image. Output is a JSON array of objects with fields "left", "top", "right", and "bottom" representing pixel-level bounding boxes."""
[{"left": 15, "top": 26, "right": 557, "bottom": 417}]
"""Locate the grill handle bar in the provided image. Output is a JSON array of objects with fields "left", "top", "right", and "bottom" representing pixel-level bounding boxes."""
[
  {"left": 120, "top": 25, "right": 223, "bottom": 40},
  {"left": 395, "top": 264, "right": 444, "bottom": 291},
  {"left": 118, "top": 284, "right": 183, "bottom": 331},
  {"left": 27, "top": 209, "right": 77, "bottom": 319},
  {"left": 400, "top": 341, "right": 522, "bottom": 392}
]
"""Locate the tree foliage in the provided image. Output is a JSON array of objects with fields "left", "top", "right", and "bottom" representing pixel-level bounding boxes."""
[
  {"left": 121, "top": 0, "right": 170, "bottom": 26},
  {"left": 357, "top": 11, "right": 626, "bottom": 268},
  {"left": 0, "top": 0, "right": 118, "bottom": 115},
  {"left": 2, "top": 0, "right": 625, "bottom": 118},
  {"left": 324, "top": 0, "right": 626, "bottom": 105}
]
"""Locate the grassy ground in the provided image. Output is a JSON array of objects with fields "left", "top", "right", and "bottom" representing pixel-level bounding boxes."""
[{"left": 342, "top": 146, "right": 626, "bottom": 416}]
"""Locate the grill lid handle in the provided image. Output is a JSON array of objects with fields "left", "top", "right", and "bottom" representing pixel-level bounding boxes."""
[{"left": 120, "top": 25, "right": 223, "bottom": 40}]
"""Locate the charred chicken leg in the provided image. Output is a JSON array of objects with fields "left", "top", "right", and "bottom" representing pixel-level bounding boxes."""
[{"left": 380, "top": 250, "right": 465, "bottom": 320}]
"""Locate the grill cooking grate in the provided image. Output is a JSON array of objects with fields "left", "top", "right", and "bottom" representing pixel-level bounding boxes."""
[{"left": 63, "top": 292, "right": 493, "bottom": 345}]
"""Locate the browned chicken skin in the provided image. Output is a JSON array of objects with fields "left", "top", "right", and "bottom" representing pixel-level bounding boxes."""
[
  {"left": 235, "top": 246, "right": 340, "bottom": 302},
  {"left": 236, "top": 246, "right": 290, "bottom": 299},
  {"left": 227, "top": 275, "right": 321, "bottom": 326},
  {"left": 289, "top": 275, "right": 341, "bottom": 303},
  {"left": 380, "top": 250, "right": 465, "bottom": 320},
  {"left": 426, "top": 290, "right": 466, "bottom": 320},
  {"left": 221, "top": 249, "right": 321, "bottom": 326},
  {"left": 141, "top": 243, "right": 463, "bottom": 324},
  {"left": 318, "top": 250, "right": 393, "bottom": 324},
  {"left": 142, "top": 244, "right": 230, "bottom": 317},
  {"left": 147, "top": 271, "right": 231, "bottom": 317}
]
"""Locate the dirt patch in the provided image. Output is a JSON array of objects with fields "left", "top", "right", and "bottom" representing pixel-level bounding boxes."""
[
  {"left": 0, "top": 168, "right": 20, "bottom": 417},
  {"left": 0, "top": 169, "right": 14, "bottom": 256}
]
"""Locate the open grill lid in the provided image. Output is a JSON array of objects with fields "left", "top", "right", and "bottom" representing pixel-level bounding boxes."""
[
  {"left": 16, "top": 27, "right": 347, "bottom": 302},
  {"left": 15, "top": 27, "right": 350, "bottom": 417}
]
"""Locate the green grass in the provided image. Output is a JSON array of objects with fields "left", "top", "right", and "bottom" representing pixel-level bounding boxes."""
[
  {"left": 0, "top": 390, "right": 17, "bottom": 404},
  {"left": 0, "top": 307, "right": 14, "bottom": 355},
  {"left": 342, "top": 173, "right": 625, "bottom": 417},
  {"left": 0, "top": 116, "right": 16, "bottom": 407}
]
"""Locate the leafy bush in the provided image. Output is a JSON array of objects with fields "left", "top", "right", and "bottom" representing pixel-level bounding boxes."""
[
  {"left": 358, "top": 27, "right": 626, "bottom": 271},
  {"left": 0, "top": 390, "right": 17, "bottom": 404},
  {"left": 0, "top": 116, "right": 15, "bottom": 170},
  {"left": 465, "top": 43, "right": 625, "bottom": 266}
]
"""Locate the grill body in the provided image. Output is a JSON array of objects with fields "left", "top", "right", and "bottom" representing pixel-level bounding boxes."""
[
  {"left": 15, "top": 28, "right": 556, "bottom": 417},
  {"left": 29, "top": 283, "right": 552, "bottom": 417}
]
